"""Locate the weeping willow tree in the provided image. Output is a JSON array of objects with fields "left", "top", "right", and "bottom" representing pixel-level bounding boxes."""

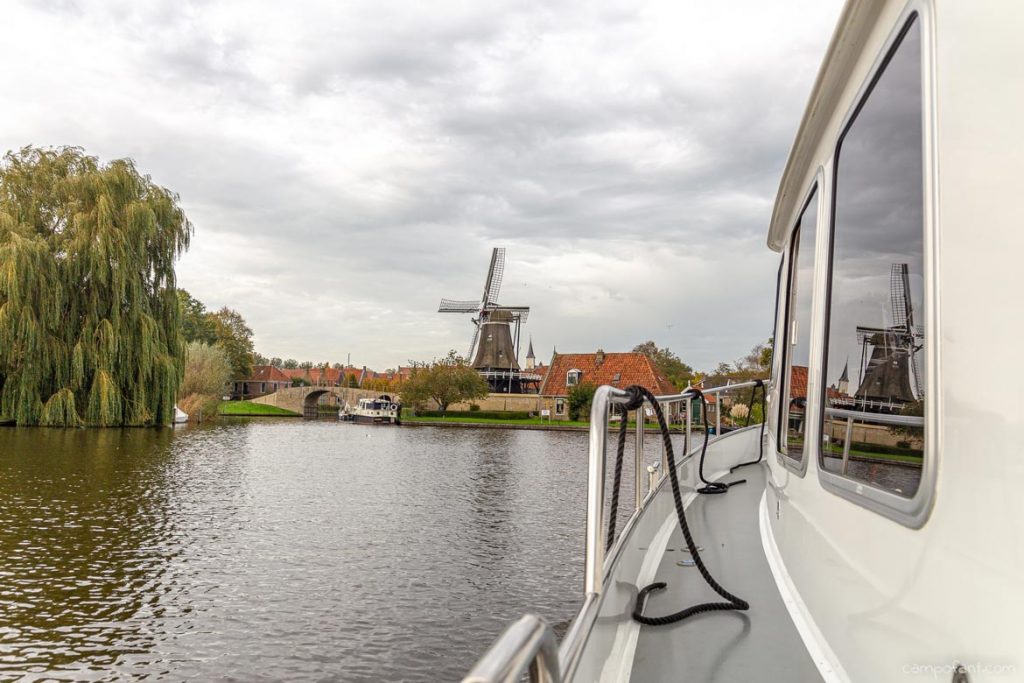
[{"left": 0, "top": 146, "right": 192, "bottom": 426}]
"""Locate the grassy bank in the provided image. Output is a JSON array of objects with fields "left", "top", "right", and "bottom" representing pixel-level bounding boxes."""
[
  {"left": 403, "top": 413, "right": 593, "bottom": 428},
  {"left": 219, "top": 401, "right": 300, "bottom": 417}
]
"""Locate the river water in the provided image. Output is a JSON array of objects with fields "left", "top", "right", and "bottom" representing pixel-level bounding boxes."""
[{"left": 0, "top": 420, "right": 664, "bottom": 682}]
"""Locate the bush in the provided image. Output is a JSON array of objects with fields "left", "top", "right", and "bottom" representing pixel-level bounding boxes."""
[
  {"left": 568, "top": 382, "right": 597, "bottom": 421},
  {"left": 181, "top": 342, "right": 232, "bottom": 397},
  {"left": 468, "top": 403, "right": 481, "bottom": 412},
  {"left": 177, "top": 393, "right": 221, "bottom": 422}
]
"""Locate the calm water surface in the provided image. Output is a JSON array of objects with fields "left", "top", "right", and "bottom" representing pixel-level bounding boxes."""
[{"left": 0, "top": 420, "right": 655, "bottom": 681}]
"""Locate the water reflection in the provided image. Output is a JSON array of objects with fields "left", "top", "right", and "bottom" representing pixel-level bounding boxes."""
[
  {"left": 0, "top": 422, "right": 605, "bottom": 681},
  {"left": 0, "top": 428, "right": 179, "bottom": 680}
]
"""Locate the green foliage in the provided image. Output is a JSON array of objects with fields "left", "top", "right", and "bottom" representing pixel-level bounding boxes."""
[
  {"left": 219, "top": 400, "right": 299, "bottom": 416},
  {"left": 888, "top": 400, "right": 925, "bottom": 441},
  {"left": 347, "top": 374, "right": 359, "bottom": 388},
  {"left": 567, "top": 382, "right": 597, "bottom": 421},
  {"left": 0, "top": 146, "right": 191, "bottom": 426},
  {"left": 632, "top": 341, "right": 693, "bottom": 389},
  {"left": 698, "top": 339, "right": 773, "bottom": 388},
  {"left": 400, "top": 350, "right": 489, "bottom": 412},
  {"left": 178, "top": 289, "right": 216, "bottom": 345},
  {"left": 209, "top": 307, "right": 254, "bottom": 380},
  {"left": 181, "top": 341, "right": 232, "bottom": 397}
]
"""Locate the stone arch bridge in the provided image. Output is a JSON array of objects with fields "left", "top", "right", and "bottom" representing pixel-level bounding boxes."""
[{"left": 252, "top": 386, "right": 401, "bottom": 419}]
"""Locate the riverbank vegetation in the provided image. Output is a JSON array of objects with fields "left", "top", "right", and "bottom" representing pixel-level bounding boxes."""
[
  {"left": 0, "top": 146, "right": 191, "bottom": 426},
  {"left": 219, "top": 401, "right": 299, "bottom": 417},
  {"left": 177, "top": 342, "right": 233, "bottom": 422},
  {"left": 400, "top": 351, "right": 488, "bottom": 413},
  {"left": 178, "top": 290, "right": 255, "bottom": 380}
]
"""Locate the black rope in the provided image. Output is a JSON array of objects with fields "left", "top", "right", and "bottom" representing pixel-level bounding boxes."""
[
  {"left": 691, "top": 388, "right": 746, "bottom": 494},
  {"left": 615, "top": 385, "right": 748, "bottom": 625},
  {"left": 730, "top": 379, "right": 767, "bottom": 473},
  {"left": 606, "top": 404, "right": 629, "bottom": 552}
]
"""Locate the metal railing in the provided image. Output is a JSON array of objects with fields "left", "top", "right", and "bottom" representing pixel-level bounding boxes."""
[
  {"left": 583, "top": 380, "right": 764, "bottom": 596},
  {"left": 462, "top": 615, "right": 560, "bottom": 683},
  {"left": 822, "top": 406, "right": 924, "bottom": 475},
  {"left": 464, "top": 379, "right": 768, "bottom": 683}
]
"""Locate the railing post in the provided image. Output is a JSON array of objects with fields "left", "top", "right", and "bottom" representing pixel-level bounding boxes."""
[
  {"left": 841, "top": 416, "right": 854, "bottom": 475},
  {"left": 584, "top": 388, "right": 611, "bottom": 596},
  {"left": 634, "top": 408, "right": 644, "bottom": 510},
  {"left": 685, "top": 397, "right": 692, "bottom": 455},
  {"left": 715, "top": 394, "right": 721, "bottom": 440},
  {"left": 647, "top": 462, "right": 660, "bottom": 496}
]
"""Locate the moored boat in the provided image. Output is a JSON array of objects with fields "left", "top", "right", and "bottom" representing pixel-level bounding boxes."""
[{"left": 340, "top": 395, "right": 402, "bottom": 425}]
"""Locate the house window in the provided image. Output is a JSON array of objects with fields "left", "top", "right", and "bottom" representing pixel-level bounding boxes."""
[
  {"left": 566, "top": 369, "right": 582, "bottom": 387},
  {"left": 821, "top": 16, "right": 927, "bottom": 506},
  {"left": 261, "top": 382, "right": 266, "bottom": 393},
  {"left": 555, "top": 398, "right": 566, "bottom": 416},
  {"left": 778, "top": 185, "right": 818, "bottom": 469},
  {"left": 612, "top": 372, "right": 622, "bottom": 384}
]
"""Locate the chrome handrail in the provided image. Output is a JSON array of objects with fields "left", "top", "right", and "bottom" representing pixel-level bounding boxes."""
[
  {"left": 462, "top": 615, "right": 561, "bottom": 683},
  {"left": 824, "top": 406, "right": 924, "bottom": 427}
]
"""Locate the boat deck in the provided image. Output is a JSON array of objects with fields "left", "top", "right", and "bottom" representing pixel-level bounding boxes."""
[{"left": 629, "top": 464, "right": 821, "bottom": 681}]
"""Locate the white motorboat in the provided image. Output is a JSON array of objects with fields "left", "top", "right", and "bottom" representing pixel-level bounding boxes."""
[
  {"left": 340, "top": 395, "right": 402, "bottom": 425},
  {"left": 463, "top": 2, "right": 1023, "bottom": 681}
]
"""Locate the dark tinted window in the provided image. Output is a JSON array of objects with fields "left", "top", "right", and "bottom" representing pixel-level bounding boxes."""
[
  {"left": 780, "top": 189, "right": 818, "bottom": 464},
  {"left": 820, "top": 18, "right": 925, "bottom": 498}
]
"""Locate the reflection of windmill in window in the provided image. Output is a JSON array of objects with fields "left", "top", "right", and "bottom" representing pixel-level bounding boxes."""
[{"left": 853, "top": 263, "right": 924, "bottom": 409}]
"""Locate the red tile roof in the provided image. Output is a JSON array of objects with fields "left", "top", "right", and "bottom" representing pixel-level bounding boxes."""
[
  {"left": 280, "top": 367, "right": 347, "bottom": 385},
  {"left": 247, "top": 365, "right": 292, "bottom": 383},
  {"left": 790, "top": 366, "right": 809, "bottom": 399},
  {"left": 540, "top": 352, "right": 678, "bottom": 397}
]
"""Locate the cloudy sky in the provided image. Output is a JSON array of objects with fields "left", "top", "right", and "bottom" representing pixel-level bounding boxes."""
[{"left": 1, "top": 0, "right": 842, "bottom": 371}]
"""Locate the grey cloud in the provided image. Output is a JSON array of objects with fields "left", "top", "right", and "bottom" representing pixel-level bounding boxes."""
[{"left": 1, "top": 0, "right": 844, "bottom": 370}]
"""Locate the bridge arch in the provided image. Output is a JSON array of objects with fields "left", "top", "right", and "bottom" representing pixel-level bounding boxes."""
[{"left": 251, "top": 385, "right": 399, "bottom": 417}]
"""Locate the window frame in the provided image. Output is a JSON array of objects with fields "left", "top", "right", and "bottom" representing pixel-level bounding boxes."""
[
  {"left": 816, "top": 8, "right": 938, "bottom": 528},
  {"left": 775, "top": 181, "right": 821, "bottom": 476},
  {"left": 566, "top": 369, "right": 581, "bottom": 387}
]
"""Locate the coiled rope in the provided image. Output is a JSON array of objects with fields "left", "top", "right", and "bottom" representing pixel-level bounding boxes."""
[
  {"left": 689, "top": 387, "right": 746, "bottom": 494},
  {"left": 613, "top": 385, "right": 749, "bottom": 626}
]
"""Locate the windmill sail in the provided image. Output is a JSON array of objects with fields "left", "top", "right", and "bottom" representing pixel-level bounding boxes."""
[{"left": 483, "top": 248, "right": 505, "bottom": 305}]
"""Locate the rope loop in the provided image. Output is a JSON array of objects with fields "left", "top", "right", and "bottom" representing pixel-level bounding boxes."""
[{"left": 615, "top": 385, "right": 749, "bottom": 626}]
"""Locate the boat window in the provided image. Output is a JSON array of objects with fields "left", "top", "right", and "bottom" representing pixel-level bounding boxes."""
[
  {"left": 821, "top": 16, "right": 925, "bottom": 499},
  {"left": 778, "top": 187, "right": 818, "bottom": 467}
]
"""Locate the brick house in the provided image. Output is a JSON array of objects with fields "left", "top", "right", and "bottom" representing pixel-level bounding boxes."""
[
  {"left": 232, "top": 365, "right": 293, "bottom": 400},
  {"left": 539, "top": 349, "right": 679, "bottom": 420}
]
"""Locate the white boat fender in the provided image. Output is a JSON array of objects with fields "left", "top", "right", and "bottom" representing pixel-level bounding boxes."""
[{"left": 389, "top": 404, "right": 398, "bottom": 411}]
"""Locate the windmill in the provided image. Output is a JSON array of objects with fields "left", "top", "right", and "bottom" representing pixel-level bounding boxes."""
[
  {"left": 853, "top": 263, "right": 925, "bottom": 407},
  {"left": 438, "top": 248, "right": 531, "bottom": 385}
]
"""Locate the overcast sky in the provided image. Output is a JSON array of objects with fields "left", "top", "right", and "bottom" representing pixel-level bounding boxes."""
[{"left": 1, "top": 0, "right": 842, "bottom": 371}]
